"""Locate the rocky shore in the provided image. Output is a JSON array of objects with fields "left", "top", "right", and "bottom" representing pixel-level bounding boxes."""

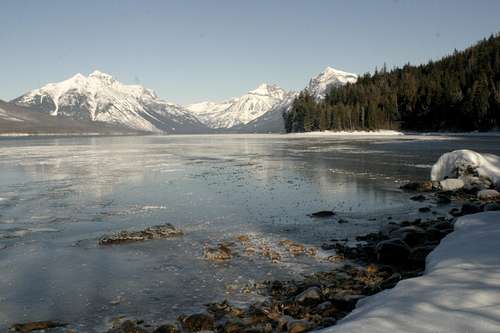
[{"left": 9, "top": 149, "right": 500, "bottom": 333}]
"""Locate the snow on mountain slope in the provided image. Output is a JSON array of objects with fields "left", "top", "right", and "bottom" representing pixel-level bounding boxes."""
[
  {"left": 186, "top": 83, "right": 293, "bottom": 129},
  {"left": 12, "top": 71, "right": 209, "bottom": 133},
  {"left": 235, "top": 67, "right": 357, "bottom": 132},
  {"left": 307, "top": 66, "right": 358, "bottom": 99}
]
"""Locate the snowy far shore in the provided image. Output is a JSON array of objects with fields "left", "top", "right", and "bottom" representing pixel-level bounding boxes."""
[
  {"left": 284, "top": 130, "right": 404, "bottom": 137},
  {"left": 316, "top": 211, "right": 500, "bottom": 333}
]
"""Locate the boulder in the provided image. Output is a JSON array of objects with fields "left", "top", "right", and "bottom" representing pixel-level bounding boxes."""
[
  {"left": 439, "top": 178, "right": 464, "bottom": 192},
  {"left": 375, "top": 239, "right": 411, "bottom": 264},
  {"left": 477, "top": 189, "right": 500, "bottom": 200}
]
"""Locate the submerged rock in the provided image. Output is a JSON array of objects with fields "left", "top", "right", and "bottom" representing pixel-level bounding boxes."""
[
  {"left": 99, "top": 223, "right": 183, "bottom": 245},
  {"left": 10, "top": 321, "right": 67, "bottom": 332},
  {"left": 310, "top": 210, "right": 335, "bottom": 218},
  {"left": 107, "top": 320, "right": 148, "bottom": 333},
  {"left": 153, "top": 324, "right": 179, "bottom": 333},
  {"left": 294, "top": 286, "right": 323, "bottom": 305},
  {"left": 401, "top": 181, "right": 437, "bottom": 192},
  {"left": 204, "top": 243, "right": 232, "bottom": 261},
  {"left": 179, "top": 313, "right": 215, "bottom": 332}
]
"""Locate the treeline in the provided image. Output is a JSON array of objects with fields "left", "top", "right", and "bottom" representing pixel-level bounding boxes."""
[{"left": 284, "top": 33, "right": 500, "bottom": 132}]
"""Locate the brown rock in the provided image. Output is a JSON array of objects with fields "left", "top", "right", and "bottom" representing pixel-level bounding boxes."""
[
  {"left": 10, "top": 321, "right": 67, "bottom": 332},
  {"left": 180, "top": 313, "right": 215, "bottom": 332}
]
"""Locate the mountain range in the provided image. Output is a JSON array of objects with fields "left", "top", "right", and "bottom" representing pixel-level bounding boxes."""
[{"left": 5, "top": 67, "right": 357, "bottom": 134}]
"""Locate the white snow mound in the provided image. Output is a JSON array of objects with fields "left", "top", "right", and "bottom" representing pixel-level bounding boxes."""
[
  {"left": 431, "top": 149, "right": 500, "bottom": 186},
  {"left": 315, "top": 211, "right": 500, "bottom": 333}
]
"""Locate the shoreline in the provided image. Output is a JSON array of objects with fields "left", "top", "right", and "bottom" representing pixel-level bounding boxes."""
[
  {"left": 11, "top": 187, "right": 487, "bottom": 333},
  {"left": 1, "top": 129, "right": 500, "bottom": 139}
]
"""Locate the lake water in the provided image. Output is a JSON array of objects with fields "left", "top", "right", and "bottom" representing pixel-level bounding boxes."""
[{"left": 0, "top": 134, "right": 499, "bottom": 331}]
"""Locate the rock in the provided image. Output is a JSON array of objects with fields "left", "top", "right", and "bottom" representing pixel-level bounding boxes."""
[
  {"left": 375, "top": 239, "right": 411, "bottom": 264},
  {"left": 99, "top": 223, "right": 183, "bottom": 245},
  {"left": 484, "top": 202, "right": 500, "bottom": 211},
  {"left": 410, "top": 194, "right": 426, "bottom": 202},
  {"left": 153, "top": 324, "right": 179, "bottom": 333},
  {"left": 477, "top": 189, "right": 500, "bottom": 200},
  {"left": 401, "top": 181, "right": 436, "bottom": 192},
  {"left": 409, "top": 246, "right": 435, "bottom": 265},
  {"left": 287, "top": 320, "right": 315, "bottom": 333},
  {"left": 10, "top": 321, "right": 67, "bottom": 332},
  {"left": 294, "top": 286, "right": 322, "bottom": 305},
  {"left": 107, "top": 320, "right": 148, "bottom": 333},
  {"left": 461, "top": 175, "right": 492, "bottom": 191},
  {"left": 439, "top": 178, "right": 464, "bottom": 191},
  {"left": 449, "top": 207, "right": 462, "bottom": 217},
  {"left": 435, "top": 193, "right": 452, "bottom": 205},
  {"left": 379, "top": 273, "right": 402, "bottom": 289},
  {"left": 223, "top": 320, "right": 246, "bottom": 333},
  {"left": 461, "top": 203, "right": 482, "bottom": 215},
  {"left": 279, "top": 240, "right": 305, "bottom": 255},
  {"left": 389, "top": 226, "right": 427, "bottom": 247},
  {"left": 310, "top": 210, "right": 335, "bottom": 218},
  {"left": 179, "top": 313, "right": 215, "bottom": 332},
  {"left": 418, "top": 207, "right": 431, "bottom": 213},
  {"left": 204, "top": 244, "right": 232, "bottom": 261}
]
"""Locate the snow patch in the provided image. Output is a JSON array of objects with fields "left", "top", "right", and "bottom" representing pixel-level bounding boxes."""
[{"left": 315, "top": 211, "right": 500, "bottom": 333}]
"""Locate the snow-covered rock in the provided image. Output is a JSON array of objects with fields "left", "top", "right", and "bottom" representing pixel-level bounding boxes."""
[
  {"left": 477, "top": 189, "right": 500, "bottom": 200},
  {"left": 315, "top": 211, "right": 500, "bottom": 333},
  {"left": 307, "top": 67, "right": 358, "bottom": 100},
  {"left": 12, "top": 71, "right": 209, "bottom": 133},
  {"left": 431, "top": 149, "right": 500, "bottom": 188},
  {"left": 186, "top": 83, "right": 294, "bottom": 129},
  {"left": 439, "top": 178, "right": 464, "bottom": 191}
]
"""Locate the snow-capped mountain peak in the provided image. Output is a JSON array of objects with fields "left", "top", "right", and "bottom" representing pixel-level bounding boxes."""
[
  {"left": 186, "top": 83, "right": 293, "bottom": 129},
  {"left": 307, "top": 66, "right": 358, "bottom": 99},
  {"left": 249, "top": 83, "right": 287, "bottom": 99},
  {"left": 12, "top": 71, "right": 208, "bottom": 133}
]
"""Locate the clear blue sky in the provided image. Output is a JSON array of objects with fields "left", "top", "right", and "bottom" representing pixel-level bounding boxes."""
[{"left": 1, "top": 0, "right": 499, "bottom": 104}]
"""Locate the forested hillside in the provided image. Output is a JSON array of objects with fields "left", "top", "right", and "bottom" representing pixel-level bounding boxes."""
[{"left": 284, "top": 33, "right": 500, "bottom": 132}]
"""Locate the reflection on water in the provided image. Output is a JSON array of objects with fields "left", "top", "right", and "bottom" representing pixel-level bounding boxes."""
[{"left": 0, "top": 134, "right": 498, "bottom": 331}]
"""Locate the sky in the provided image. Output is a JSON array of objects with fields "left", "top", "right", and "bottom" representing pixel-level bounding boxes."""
[{"left": 1, "top": 0, "right": 499, "bottom": 104}]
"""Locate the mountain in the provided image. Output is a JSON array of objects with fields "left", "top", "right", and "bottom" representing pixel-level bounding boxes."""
[
  {"left": 285, "top": 34, "right": 500, "bottom": 133},
  {"left": 186, "top": 83, "right": 293, "bottom": 129},
  {"left": 307, "top": 66, "right": 358, "bottom": 99},
  {"left": 233, "top": 67, "right": 357, "bottom": 133},
  {"left": 12, "top": 71, "right": 209, "bottom": 133},
  {"left": 0, "top": 100, "right": 140, "bottom": 135}
]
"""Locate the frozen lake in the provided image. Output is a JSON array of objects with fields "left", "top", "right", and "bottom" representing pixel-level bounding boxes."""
[{"left": 0, "top": 133, "right": 499, "bottom": 331}]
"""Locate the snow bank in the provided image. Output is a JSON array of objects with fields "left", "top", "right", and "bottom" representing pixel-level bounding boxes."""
[
  {"left": 315, "top": 211, "right": 500, "bottom": 333},
  {"left": 431, "top": 149, "right": 500, "bottom": 187}
]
